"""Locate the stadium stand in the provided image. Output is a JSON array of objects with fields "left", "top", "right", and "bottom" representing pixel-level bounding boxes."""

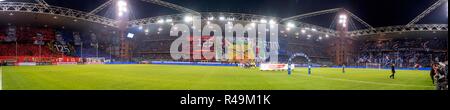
[
  {"left": 357, "top": 36, "right": 448, "bottom": 68},
  {"left": 0, "top": 26, "right": 115, "bottom": 65},
  {"left": 2, "top": 25, "right": 446, "bottom": 68}
]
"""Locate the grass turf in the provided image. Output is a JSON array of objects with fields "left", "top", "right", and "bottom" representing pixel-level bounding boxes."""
[{"left": 1, "top": 64, "right": 434, "bottom": 90}]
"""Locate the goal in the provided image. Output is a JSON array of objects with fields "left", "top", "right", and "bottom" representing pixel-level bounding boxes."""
[{"left": 365, "top": 63, "right": 382, "bottom": 69}]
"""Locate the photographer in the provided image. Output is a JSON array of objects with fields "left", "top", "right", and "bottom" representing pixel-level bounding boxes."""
[{"left": 434, "top": 62, "right": 448, "bottom": 90}]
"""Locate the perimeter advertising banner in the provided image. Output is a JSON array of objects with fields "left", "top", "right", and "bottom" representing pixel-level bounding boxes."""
[{"left": 260, "top": 64, "right": 295, "bottom": 71}]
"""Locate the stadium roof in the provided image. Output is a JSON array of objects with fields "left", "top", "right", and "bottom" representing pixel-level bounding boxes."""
[
  {"left": 0, "top": 0, "right": 448, "bottom": 31},
  {"left": 40, "top": 0, "right": 449, "bottom": 27}
]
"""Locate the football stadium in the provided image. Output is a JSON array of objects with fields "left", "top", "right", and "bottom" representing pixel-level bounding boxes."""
[{"left": 0, "top": 0, "right": 448, "bottom": 90}]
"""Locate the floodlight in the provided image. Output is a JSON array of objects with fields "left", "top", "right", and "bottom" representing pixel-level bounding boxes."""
[
  {"left": 338, "top": 14, "right": 348, "bottom": 27},
  {"left": 286, "top": 27, "right": 291, "bottom": 31},
  {"left": 165, "top": 19, "right": 173, "bottom": 23},
  {"left": 184, "top": 15, "right": 193, "bottom": 22},
  {"left": 269, "top": 19, "right": 276, "bottom": 25},
  {"left": 250, "top": 22, "right": 256, "bottom": 27},
  {"left": 287, "top": 22, "right": 295, "bottom": 28},
  {"left": 219, "top": 16, "right": 225, "bottom": 21},
  {"left": 301, "top": 29, "right": 306, "bottom": 34},
  {"left": 208, "top": 17, "right": 215, "bottom": 21},
  {"left": 117, "top": 0, "right": 128, "bottom": 17},
  {"left": 260, "top": 19, "right": 268, "bottom": 24},
  {"left": 157, "top": 19, "right": 165, "bottom": 24},
  {"left": 339, "top": 14, "right": 347, "bottom": 19}
]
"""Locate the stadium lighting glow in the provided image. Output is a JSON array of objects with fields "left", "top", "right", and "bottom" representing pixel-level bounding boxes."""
[
  {"left": 184, "top": 15, "right": 193, "bottom": 22},
  {"left": 118, "top": 12, "right": 123, "bottom": 17},
  {"left": 338, "top": 14, "right": 348, "bottom": 27},
  {"left": 319, "top": 36, "right": 323, "bottom": 40},
  {"left": 286, "top": 27, "right": 291, "bottom": 31},
  {"left": 0, "top": 0, "right": 5, "bottom": 2},
  {"left": 157, "top": 19, "right": 165, "bottom": 24},
  {"left": 219, "top": 16, "right": 225, "bottom": 21},
  {"left": 260, "top": 19, "right": 268, "bottom": 24},
  {"left": 311, "top": 28, "right": 317, "bottom": 31},
  {"left": 158, "top": 27, "right": 163, "bottom": 31},
  {"left": 301, "top": 29, "right": 306, "bottom": 34},
  {"left": 269, "top": 19, "right": 277, "bottom": 25},
  {"left": 165, "top": 19, "right": 173, "bottom": 23},
  {"left": 251, "top": 22, "right": 256, "bottom": 27},
  {"left": 286, "top": 22, "right": 295, "bottom": 28},
  {"left": 138, "top": 26, "right": 143, "bottom": 30},
  {"left": 325, "top": 34, "right": 329, "bottom": 38},
  {"left": 144, "top": 29, "right": 149, "bottom": 33},
  {"left": 208, "top": 17, "right": 214, "bottom": 21},
  {"left": 339, "top": 14, "right": 347, "bottom": 19},
  {"left": 117, "top": 0, "right": 128, "bottom": 17}
]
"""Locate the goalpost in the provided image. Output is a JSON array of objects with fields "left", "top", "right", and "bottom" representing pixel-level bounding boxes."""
[{"left": 365, "top": 63, "right": 382, "bottom": 70}]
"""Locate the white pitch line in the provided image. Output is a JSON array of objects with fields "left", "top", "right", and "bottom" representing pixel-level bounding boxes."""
[{"left": 298, "top": 74, "right": 434, "bottom": 88}]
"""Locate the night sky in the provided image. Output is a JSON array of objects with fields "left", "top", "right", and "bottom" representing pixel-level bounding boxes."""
[{"left": 41, "top": 0, "right": 448, "bottom": 27}]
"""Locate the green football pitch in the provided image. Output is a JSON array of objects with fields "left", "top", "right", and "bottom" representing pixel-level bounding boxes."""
[{"left": 1, "top": 64, "right": 435, "bottom": 90}]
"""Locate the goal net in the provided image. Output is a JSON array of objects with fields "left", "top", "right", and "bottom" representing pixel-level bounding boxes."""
[{"left": 365, "top": 63, "right": 382, "bottom": 69}]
